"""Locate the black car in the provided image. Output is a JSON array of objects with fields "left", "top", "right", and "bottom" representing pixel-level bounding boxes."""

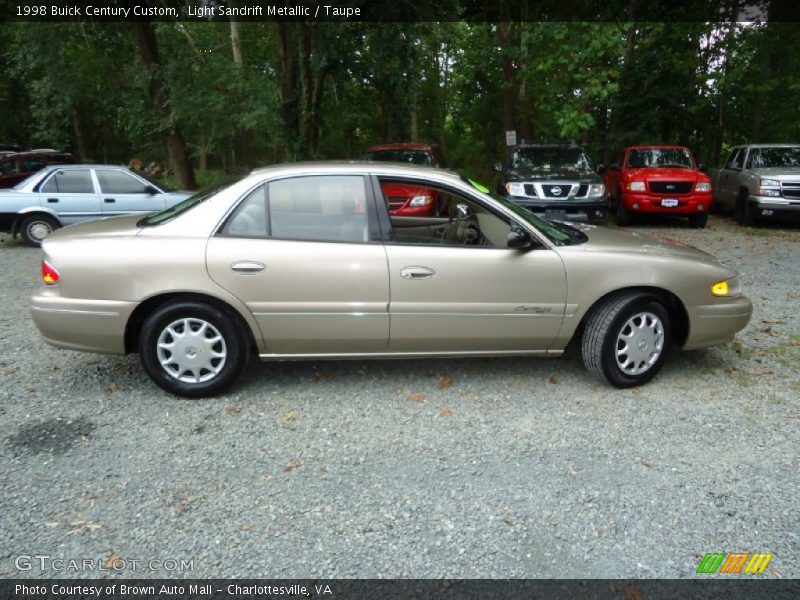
[{"left": 495, "top": 141, "right": 608, "bottom": 224}]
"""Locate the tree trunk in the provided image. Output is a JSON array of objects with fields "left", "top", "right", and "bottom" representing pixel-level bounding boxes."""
[
  {"left": 499, "top": 21, "right": 517, "bottom": 151},
  {"left": 131, "top": 19, "right": 196, "bottom": 189},
  {"left": 71, "top": 108, "right": 89, "bottom": 162},
  {"left": 229, "top": 9, "right": 254, "bottom": 170},
  {"left": 605, "top": 17, "right": 637, "bottom": 163}
]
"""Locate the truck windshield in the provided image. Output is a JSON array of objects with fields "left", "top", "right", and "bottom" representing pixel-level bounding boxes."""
[
  {"left": 508, "top": 147, "right": 592, "bottom": 172},
  {"left": 747, "top": 147, "right": 800, "bottom": 169},
  {"left": 365, "top": 150, "right": 432, "bottom": 166},
  {"left": 626, "top": 148, "right": 694, "bottom": 169}
]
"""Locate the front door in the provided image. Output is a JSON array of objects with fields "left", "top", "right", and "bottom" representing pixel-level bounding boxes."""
[
  {"left": 95, "top": 168, "right": 165, "bottom": 215},
  {"left": 376, "top": 177, "right": 568, "bottom": 352},
  {"left": 206, "top": 174, "right": 390, "bottom": 355}
]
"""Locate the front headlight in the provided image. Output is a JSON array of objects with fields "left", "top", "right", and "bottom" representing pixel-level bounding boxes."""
[
  {"left": 628, "top": 181, "right": 645, "bottom": 192},
  {"left": 587, "top": 183, "right": 606, "bottom": 198},
  {"left": 711, "top": 276, "right": 742, "bottom": 297},
  {"left": 695, "top": 182, "right": 711, "bottom": 192},
  {"left": 409, "top": 194, "right": 432, "bottom": 207},
  {"left": 505, "top": 182, "right": 526, "bottom": 196},
  {"left": 758, "top": 178, "right": 781, "bottom": 197}
]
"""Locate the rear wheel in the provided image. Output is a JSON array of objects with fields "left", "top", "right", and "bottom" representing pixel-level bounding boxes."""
[
  {"left": 20, "top": 214, "right": 59, "bottom": 247},
  {"left": 688, "top": 213, "right": 708, "bottom": 228},
  {"left": 734, "top": 191, "right": 754, "bottom": 226},
  {"left": 139, "top": 301, "right": 248, "bottom": 398},
  {"left": 582, "top": 292, "right": 671, "bottom": 388}
]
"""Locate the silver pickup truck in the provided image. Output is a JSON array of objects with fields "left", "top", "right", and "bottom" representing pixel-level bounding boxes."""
[{"left": 709, "top": 144, "right": 800, "bottom": 225}]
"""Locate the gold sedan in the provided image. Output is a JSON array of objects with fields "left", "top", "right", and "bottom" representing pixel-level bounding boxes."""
[{"left": 31, "top": 163, "right": 752, "bottom": 397}]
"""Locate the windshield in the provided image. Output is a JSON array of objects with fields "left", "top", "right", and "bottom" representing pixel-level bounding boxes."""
[
  {"left": 626, "top": 148, "right": 694, "bottom": 169},
  {"left": 138, "top": 185, "right": 225, "bottom": 227},
  {"left": 508, "top": 147, "right": 592, "bottom": 173},
  {"left": 365, "top": 149, "right": 432, "bottom": 166},
  {"left": 746, "top": 146, "right": 800, "bottom": 169}
]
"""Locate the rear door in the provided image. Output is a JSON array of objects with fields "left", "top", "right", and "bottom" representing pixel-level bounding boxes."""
[
  {"left": 206, "top": 174, "right": 390, "bottom": 355},
  {"left": 37, "top": 168, "right": 101, "bottom": 225},
  {"left": 95, "top": 168, "right": 165, "bottom": 215}
]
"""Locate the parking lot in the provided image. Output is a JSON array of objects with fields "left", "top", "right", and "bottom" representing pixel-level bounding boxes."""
[{"left": 1, "top": 215, "right": 798, "bottom": 578}]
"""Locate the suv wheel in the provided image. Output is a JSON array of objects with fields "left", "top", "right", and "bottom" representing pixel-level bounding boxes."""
[
  {"left": 139, "top": 301, "right": 248, "bottom": 398},
  {"left": 582, "top": 292, "right": 671, "bottom": 388}
]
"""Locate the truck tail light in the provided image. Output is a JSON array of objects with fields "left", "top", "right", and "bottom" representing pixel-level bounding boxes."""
[{"left": 41, "top": 260, "right": 59, "bottom": 285}]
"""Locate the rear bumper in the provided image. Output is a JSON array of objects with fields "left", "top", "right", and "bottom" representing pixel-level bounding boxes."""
[
  {"left": 683, "top": 296, "right": 753, "bottom": 350},
  {"left": 622, "top": 192, "right": 712, "bottom": 215},
  {"left": 30, "top": 288, "right": 136, "bottom": 354}
]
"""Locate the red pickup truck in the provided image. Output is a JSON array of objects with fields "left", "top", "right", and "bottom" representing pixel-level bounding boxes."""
[
  {"left": 365, "top": 142, "right": 446, "bottom": 216},
  {"left": 604, "top": 145, "right": 713, "bottom": 228}
]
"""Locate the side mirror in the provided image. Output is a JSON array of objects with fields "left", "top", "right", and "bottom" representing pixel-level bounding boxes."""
[
  {"left": 456, "top": 203, "right": 470, "bottom": 217},
  {"left": 698, "top": 163, "right": 707, "bottom": 172},
  {"left": 726, "top": 162, "right": 739, "bottom": 171},
  {"left": 493, "top": 163, "right": 503, "bottom": 173},
  {"left": 609, "top": 162, "right": 620, "bottom": 171},
  {"left": 596, "top": 164, "right": 606, "bottom": 174},
  {"left": 507, "top": 226, "right": 532, "bottom": 249}
]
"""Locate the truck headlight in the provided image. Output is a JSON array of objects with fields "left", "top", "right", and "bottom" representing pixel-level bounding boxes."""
[
  {"left": 409, "top": 195, "right": 433, "bottom": 207},
  {"left": 505, "top": 182, "right": 526, "bottom": 196},
  {"left": 587, "top": 183, "right": 606, "bottom": 198},
  {"left": 758, "top": 178, "right": 781, "bottom": 197},
  {"left": 695, "top": 182, "right": 711, "bottom": 192},
  {"left": 628, "top": 181, "right": 645, "bottom": 192}
]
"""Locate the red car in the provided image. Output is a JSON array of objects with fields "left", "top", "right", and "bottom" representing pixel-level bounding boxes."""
[
  {"left": 604, "top": 145, "right": 713, "bottom": 228},
  {"left": 0, "top": 150, "right": 75, "bottom": 188},
  {"left": 365, "top": 142, "right": 446, "bottom": 216}
]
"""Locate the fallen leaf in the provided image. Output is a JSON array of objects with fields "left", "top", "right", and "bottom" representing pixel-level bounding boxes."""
[
  {"left": 438, "top": 376, "right": 453, "bottom": 389},
  {"left": 788, "top": 291, "right": 798, "bottom": 299},
  {"left": 325, "top": 370, "right": 335, "bottom": 381},
  {"left": 174, "top": 503, "right": 188, "bottom": 516},
  {"left": 439, "top": 407, "right": 453, "bottom": 417},
  {"left": 639, "top": 459, "right": 653, "bottom": 468},
  {"left": 311, "top": 372, "right": 322, "bottom": 382},
  {"left": 624, "top": 584, "right": 643, "bottom": 600},
  {"left": 3, "top": 367, "right": 17, "bottom": 375},
  {"left": 281, "top": 410, "right": 299, "bottom": 422},
  {"left": 751, "top": 369, "right": 774, "bottom": 376},
  {"left": 761, "top": 319, "right": 782, "bottom": 324},
  {"left": 409, "top": 393, "right": 426, "bottom": 403},
  {"left": 283, "top": 458, "right": 301, "bottom": 473},
  {"left": 46, "top": 365, "right": 60, "bottom": 371},
  {"left": 502, "top": 516, "right": 514, "bottom": 527},
  {"left": 241, "top": 523, "right": 254, "bottom": 532},
  {"left": 81, "top": 359, "right": 98, "bottom": 366},
  {"left": 104, "top": 384, "right": 121, "bottom": 394},
  {"left": 104, "top": 554, "right": 123, "bottom": 570},
  {"left": 26, "top": 387, "right": 37, "bottom": 393},
  {"left": 548, "top": 375, "right": 559, "bottom": 385},
  {"left": 226, "top": 406, "right": 241, "bottom": 415}
]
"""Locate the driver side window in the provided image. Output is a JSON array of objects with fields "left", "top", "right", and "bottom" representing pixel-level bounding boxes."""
[{"left": 378, "top": 179, "right": 511, "bottom": 248}]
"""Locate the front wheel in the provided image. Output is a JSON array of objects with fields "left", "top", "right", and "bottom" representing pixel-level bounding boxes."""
[
  {"left": 20, "top": 214, "right": 59, "bottom": 247},
  {"left": 139, "top": 301, "right": 248, "bottom": 398},
  {"left": 615, "top": 194, "right": 631, "bottom": 226},
  {"left": 582, "top": 293, "right": 671, "bottom": 388},
  {"left": 734, "top": 191, "right": 754, "bottom": 226},
  {"left": 688, "top": 213, "right": 708, "bottom": 228}
]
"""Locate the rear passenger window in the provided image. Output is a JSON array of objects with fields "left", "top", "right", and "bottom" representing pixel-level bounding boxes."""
[
  {"left": 224, "top": 176, "right": 369, "bottom": 243},
  {"left": 41, "top": 170, "right": 94, "bottom": 193}
]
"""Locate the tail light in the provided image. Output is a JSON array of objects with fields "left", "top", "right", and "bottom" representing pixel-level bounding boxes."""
[{"left": 41, "top": 260, "right": 59, "bottom": 285}]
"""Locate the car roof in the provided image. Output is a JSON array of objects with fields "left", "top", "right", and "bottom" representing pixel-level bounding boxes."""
[
  {"left": 246, "top": 161, "right": 461, "bottom": 183},
  {"left": 625, "top": 145, "right": 692, "bottom": 150},
  {"left": 742, "top": 143, "right": 800, "bottom": 148},
  {"left": 366, "top": 143, "right": 435, "bottom": 152}
]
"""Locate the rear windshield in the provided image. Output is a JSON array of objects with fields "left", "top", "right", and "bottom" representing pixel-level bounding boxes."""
[
  {"left": 365, "top": 149, "right": 432, "bottom": 166},
  {"left": 138, "top": 185, "right": 224, "bottom": 227}
]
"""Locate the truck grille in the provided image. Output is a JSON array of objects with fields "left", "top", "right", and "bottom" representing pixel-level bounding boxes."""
[
  {"left": 523, "top": 184, "right": 537, "bottom": 197},
  {"left": 649, "top": 181, "right": 693, "bottom": 194},
  {"left": 782, "top": 182, "right": 800, "bottom": 199},
  {"left": 542, "top": 184, "right": 573, "bottom": 198}
]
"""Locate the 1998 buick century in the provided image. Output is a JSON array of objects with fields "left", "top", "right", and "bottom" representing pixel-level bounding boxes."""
[{"left": 31, "top": 163, "right": 752, "bottom": 397}]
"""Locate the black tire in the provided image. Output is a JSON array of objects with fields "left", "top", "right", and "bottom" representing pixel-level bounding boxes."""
[
  {"left": 688, "top": 213, "right": 708, "bottom": 228},
  {"left": 582, "top": 292, "right": 672, "bottom": 388},
  {"left": 615, "top": 193, "right": 631, "bottom": 226},
  {"left": 20, "top": 214, "right": 59, "bottom": 247},
  {"left": 139, "top": 301, "right": 248, "bottom": 398},
  {"left": 734, "top": 191, "right": 754, "bottom": 226}
]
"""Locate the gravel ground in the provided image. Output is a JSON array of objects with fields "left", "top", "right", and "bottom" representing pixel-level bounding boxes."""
[{"left": 0, "top": 215, "right": 798, "bottom": 579}]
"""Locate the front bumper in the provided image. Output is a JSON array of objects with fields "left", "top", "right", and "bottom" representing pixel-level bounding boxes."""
[
  {"left": 749, "top": 196, "right": 800, "bottom": 221},
  {"left": 622, "top": 192, "right": 712, "bottom": 215},
  {"left": 30, "top": 288, "right": 136, "bottom": 354},
  {"left": 509, "top": 197, "right": 608, "bottom": 223},
  {"left": 683, "top": 295, "right": 753, "bottom": 350}
]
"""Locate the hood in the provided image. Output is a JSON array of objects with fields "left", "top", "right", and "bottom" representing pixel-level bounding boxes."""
[
  {"left": 573, "top": 222, "right": 723, "bottom": 264},
  {"left": 505, "top": 168, "right": 600, "bottom": 182},
  {"left": 625, "top": 166, "right": 704, "bottom": 181},
  {"left": 748, "top": 167, "right": 800, "bottom": 179},
  {"left": 46, "top": 214, "right": 143, "bottom": 241}
]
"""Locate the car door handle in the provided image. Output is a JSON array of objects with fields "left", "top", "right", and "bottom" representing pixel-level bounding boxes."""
[
  {"left": 46, "top": 198, "right": 59, "bottom": 203},
  {"left": 104, "top": 198, "right": 116, "bottom": 203},
  {"left": 400, "top": 266, "right": 435, "bottom": 280},
  {"left": 230, "top": 261, "right": 266, "bottom": 274}
]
